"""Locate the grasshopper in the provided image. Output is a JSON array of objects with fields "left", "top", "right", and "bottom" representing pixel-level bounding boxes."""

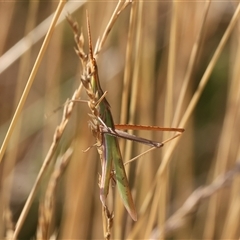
[{"left": 69, "top": 15, "right": 184, "bottom": 221}]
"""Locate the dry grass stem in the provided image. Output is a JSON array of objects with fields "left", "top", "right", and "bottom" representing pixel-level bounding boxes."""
[{"left": 102, "top": 205, "right": 114, "bottom": 240}]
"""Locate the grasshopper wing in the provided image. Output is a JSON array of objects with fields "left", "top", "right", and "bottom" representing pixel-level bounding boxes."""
[{"left": 110, "top": 135, "right": 137, "bottom": 221}]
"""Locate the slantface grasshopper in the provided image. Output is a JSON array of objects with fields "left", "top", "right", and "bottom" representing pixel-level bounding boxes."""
[{"left": 68, "top": 15, "right": 184, "bottom": 222}]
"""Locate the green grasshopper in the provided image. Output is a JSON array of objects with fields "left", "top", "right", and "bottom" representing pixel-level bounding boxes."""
[{"left": 70, "top": 15, "right": 184, "bottom": 221}]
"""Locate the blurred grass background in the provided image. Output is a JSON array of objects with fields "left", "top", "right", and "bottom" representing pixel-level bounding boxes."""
[{"left": 0, "top": 1, "right": 240, "bottom": 239}]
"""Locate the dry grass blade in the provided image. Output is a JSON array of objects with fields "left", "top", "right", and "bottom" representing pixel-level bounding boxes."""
[
  {"left": 123, "top": 133, "right": 182, "bottom": 166},
  {"left": 172, "top": 0, "right": 211, "bottom": 127},
  {"left": 203, "top": 7, "right": 240, "bottom": 235},
  {"left": 0, "top": 1, "right": 85, "bottom": 74},
  {"left": 3, "top": 1, "right": 240, "bottom": 239},
  {"left": 37, "top": 148, "right": 72, "bottom": 240},
  {"left": 114, "top": 1, "right": 141, "bottom": 238},
  {"left": 12, "top": 82, "right": 83, "bottom": 240},
  {"left": 179, "top": 2, "right": 240, "bottom": 129},
  {"left": 0, "top": 2, "right": 15, "bottom": 55},
  {"left": 156, "top": 1, "right": 178, "bottom": 237},
  {"left": 0, "top": 1, "right": 66, "bottom": 166},
  {"left": 219, "top": 36, "right": 240, "bottom": 238},
  {"left": 138, "top": 0, "right": 240, "bottom": 221},
  {"left": 2, "top": 0, "right": 40, "bottom": 224},
  {"left": 125, "top": 3, "right": 240, "bottom": 239},
  {"left": 154, "top": 162, "right": 240, "bottom": 238},
  {"left": 94, "top": 0, "right": 131, "bottom": 57},
  {"left": 119, "top": 0, "right": 136, "bottom": 128},
  {"left": 221, "top": 173, "right": 240, "bottom": 238}
]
